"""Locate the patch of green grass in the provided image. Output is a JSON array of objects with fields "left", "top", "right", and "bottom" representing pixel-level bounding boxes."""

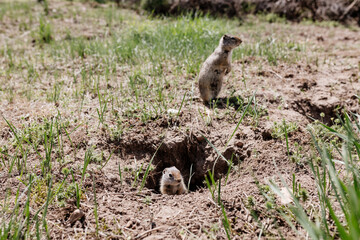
[
  {"left": 302, "top": 18, "right": 341, "bottom": 28},
  {"left": 0, "top": 173, "right": 69, "bottom": 239},
  {"left": 69, "top": 37, "right": 87, "bottom": 59},
  {"left": 3, "top": 114, "right": 79, "bottom": 176},
  {"left": 55, "top": 181, "right": 77, "bottom": 207},
  {"left": 42, "top": 0, "right": 49, "bottom": 16},
  {"left": 307, "top": 118, "right": 344, "bottom": 153},
  {"left": 290, "top": 142, "right": 305, "bottom": 163},
  {"left": 291, "top": 173, "right": 308, "bottom": 202},
  {"left": 205, "top": 173, "right": 232, "bottom": 239},
  {"left": 258, "top": 13, "right": 287, "bottom": 24},
  {"left": 234, "top": 36, "right": 304, "bottom": 65},
  {"left": 271, "top": 120, "right": 298, "bottom": 139},
  {"left": 37, "top": 16, "right": 53, "bottom": 44},
  {"left": 52, "top": 13, "right": 303, "bottom": 70},
  {"left": 271, "top": 112, "right": 360, "bottom": 239},
  {"left": 0, "top": 2, "right": 32, "bottom": 21},
  {"left": 53, "top": 14, "right": 234, "bottom": 73}
]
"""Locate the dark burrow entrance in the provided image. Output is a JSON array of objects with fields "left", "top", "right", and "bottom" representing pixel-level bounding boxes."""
[
  {"left": 147, "top": 133, "right": 251, "bottom": 192},
  {"left": 293, "top": 98, "right": 344, "bottom": 125},
  {"left": 113, "top": 131, "right": 250, "bottom": 192}
]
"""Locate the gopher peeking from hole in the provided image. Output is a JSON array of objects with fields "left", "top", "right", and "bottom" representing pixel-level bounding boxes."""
[{"left": 160, "top": 166, "right": 187, "bottom": 195}]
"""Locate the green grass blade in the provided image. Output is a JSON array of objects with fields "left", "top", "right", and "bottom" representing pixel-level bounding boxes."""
[
  {"left": 226, "top": 93, "right": 255, "bottom": 146},
  {"left": 139, "top": 142, "right": 163, "bottom": 192}
]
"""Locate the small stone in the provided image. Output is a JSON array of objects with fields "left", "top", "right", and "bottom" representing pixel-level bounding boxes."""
[
  {"left": 246, "top": 150, "right": 251, "bottom": 157},
  {"left": 126, "top": 220, "right": 133, "bottom": 228},
  {"left": 107, "top": 174, "right": 117, "bottom": 182},
  {"left": 196, "top": 134, "right": 205, "bottom": 142},
  {"left": 279, "top": 187, "right": 293, "bottom": 205},
  {"left": 67, "top": 209, "right": 85, "bottom": 227},
  {"left": 167, "top": 109, "right": 180, "bottom": 115},
  {"left": 235, "top": 141, "right": 244, "bottom": 148}
]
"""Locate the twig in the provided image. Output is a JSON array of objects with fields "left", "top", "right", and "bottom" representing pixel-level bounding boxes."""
[
  {"left": 340, "top": 0, "right": 359, "bottom": 20},
  {"left": 74, "top": 227, "right": 124, "bottom": 239},
  {"left": 207, "top": 197, "right": 219, "bottom": 207},
  {"left": 134, "top": 226, "right": 165, "bottom": 239},
  {"left": 178, "top": 224, "right": 198, "bottom": 239},
  {"left": 98, "top": 231, "right": 123, "bottom": 238},
  {"left": 188, "top": 207, "right": 198, "bottom": 219},
  {"left": 269, "top": 70, "right": 283, "bottom": 79}
]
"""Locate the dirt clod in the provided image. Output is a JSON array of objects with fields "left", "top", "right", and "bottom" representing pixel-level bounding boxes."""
[{"left": 67, "top": 209, "right": 85, "bottom": 227}]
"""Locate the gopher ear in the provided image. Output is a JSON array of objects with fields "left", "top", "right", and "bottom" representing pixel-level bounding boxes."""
[
  {"left": 162, "top": 169, "right": 166, "bottom": 175},
  {"left": 223, "top": 34, "right": 230, "bottom": 39}
]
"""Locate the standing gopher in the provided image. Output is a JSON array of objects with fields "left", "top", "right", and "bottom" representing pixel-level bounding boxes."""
[{"left": 198, "top": 35, "right": 242, "bottom": 103}]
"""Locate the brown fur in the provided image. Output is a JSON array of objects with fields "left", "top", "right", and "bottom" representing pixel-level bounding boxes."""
[
  {"left": 198, "top": 35, "right": 242, "bottom": 103},
  {"left": 160, "top": 166, "right": 187, "bottom": 195}
]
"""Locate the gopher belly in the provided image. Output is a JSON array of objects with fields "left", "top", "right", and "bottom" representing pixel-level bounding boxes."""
[{"left": 199, "top": 68, "right": 225, "bottom": 102}]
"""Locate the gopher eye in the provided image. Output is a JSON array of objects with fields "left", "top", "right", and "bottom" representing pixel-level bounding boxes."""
[{"left": 169, "top": 174, "right": 173, "bottom": 178}]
